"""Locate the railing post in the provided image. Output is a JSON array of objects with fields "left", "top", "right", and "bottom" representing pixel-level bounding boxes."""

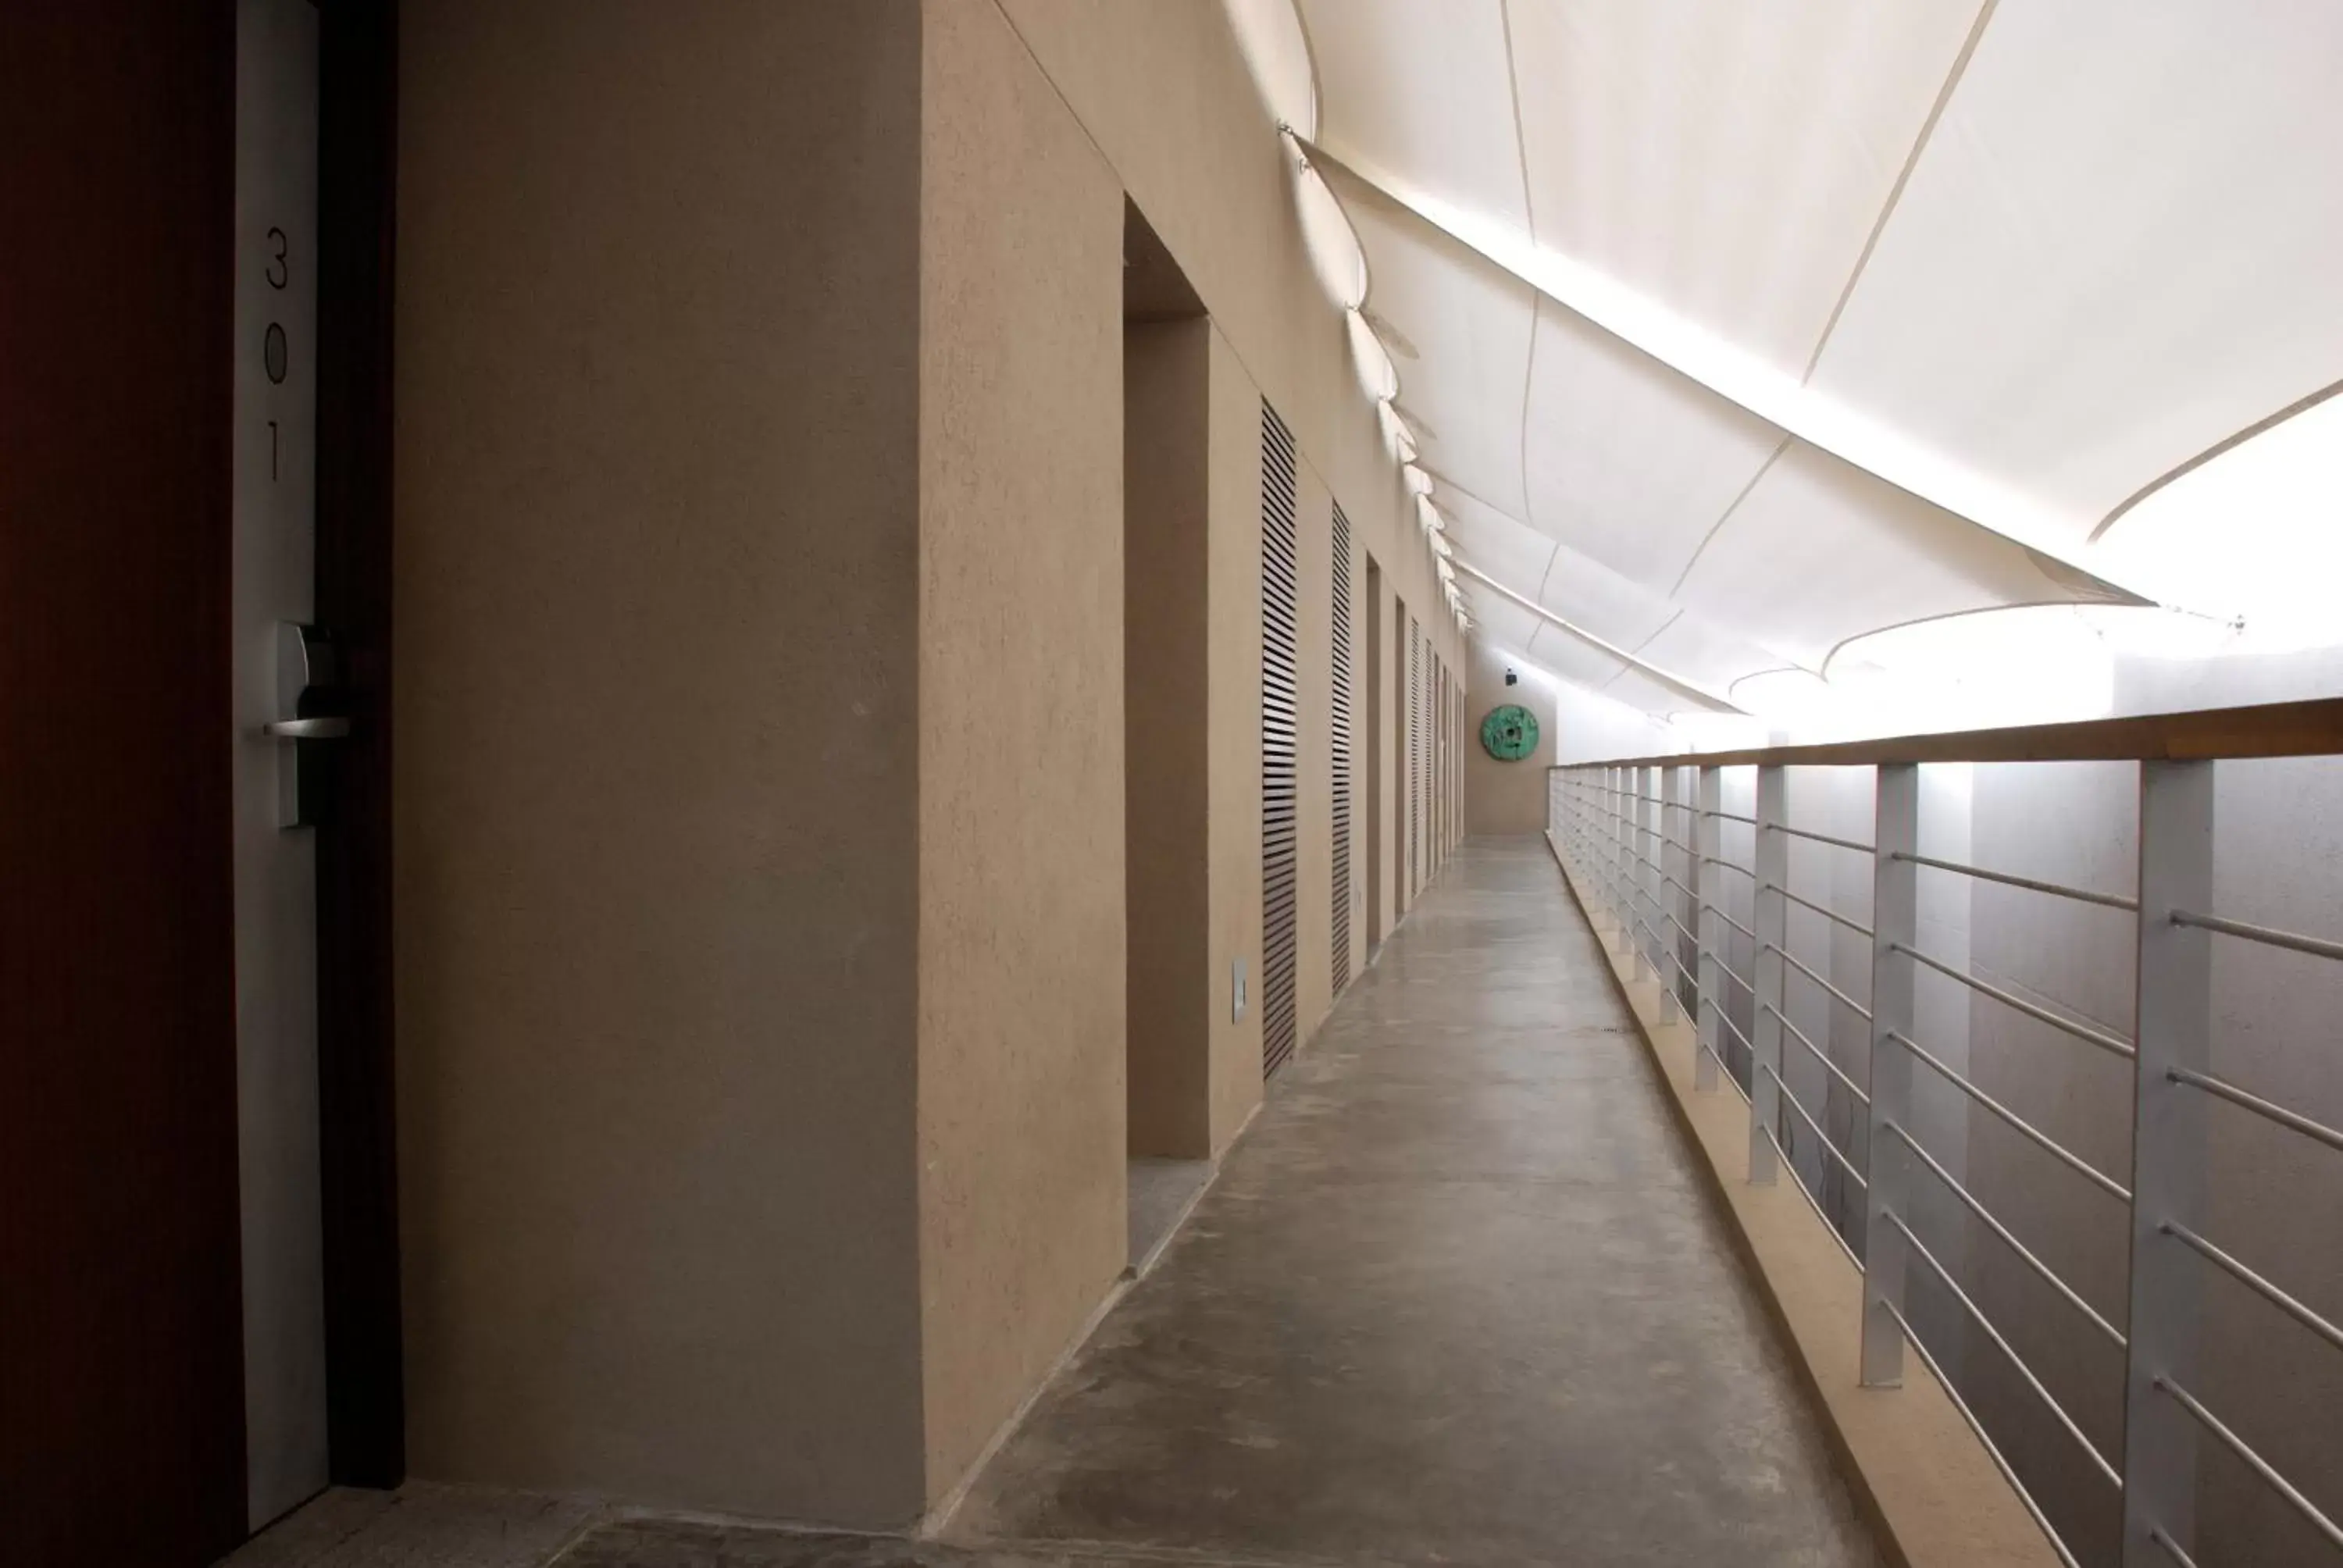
[
  {"left": 1614, "top": 766, "right": 1636, "bottom": 960},
  {"left": 1751, "top": 764, "right": 1788, "bottom": 1184},
  {"left": 1863, "top": 761, "right": 1917, "bottom": 1385},
  {"left": 1639, "top": 766, "right": 1663, "bottom": 980},
  {"left": 1603, "top": 771, "right": 1620, "bottom": 937},
  {"left": 1696, "top": 766, "right": 1722, "bottom": 1091},
  {"left": 2122, "top": 759, "right": 2213, "bottom": 1567},
  {"left": 1563, "top": 772, "right": 1578, "bottom": 873},
  {"left": 1660, "top": 765, "right": 1685, "bottom": 1021},
  {"left": 1577, "top": 772, "right": 1592, "bottom": 884}
]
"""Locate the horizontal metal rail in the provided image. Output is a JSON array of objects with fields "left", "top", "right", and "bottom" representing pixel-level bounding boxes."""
[
  {"left": 2161, "top": 1219, "right": 2343, "bottom": 1354},
  {"left": 2156, "top": 1377, "right": 2343, "bottom": 1552},
  {"left": 1885, "top": 1210, "right": 2123, "bottom": 1491},
  {"left": 1700, "top": 807, "right": 1759, "bottom": 825},
  {"left": 1767, "top": 879, "right": 1874, "bottom": 939},
  {"left": 1894, "top": 850, "right": 2138, "bottom": 913},
  {"left": 1699, "top": 1032, "right": 1753, "bottom": 1106},
  {"left": 1771, "top": 942, "right": 1874, "bottom": 1023},
  {"left": 1664, "top": 908, "right": 1695, "bottom": 944},
  {"left": 1707, "top": 952, "right": 1756, "bottom": 999},
  {"left": 1761, "top": 1122, "right": 1865, "bottom": 1275},
  {"left": 1770, "top": 822, "right": 1876, "bottom": 856},
  {"left": 2149, "top": 1527, "right": 2200, "bottom": 1568},
  {"left": 1763, "top": 1001, "right": 1870, "bottom": 1107},
  {"left": 1878, "top": 1297, "right": 2084, "bottom": 1568},
  {"left": 1705, "top": 900, "right": 1757, "bottom": 940},
  {"left": 1699, "top": 853, "right": 1758, "bottom": 882},
  {"left": 2172, "top": 906, "right": 2343, "bottom": 963},
  {"left": 1717, "top": 998, "right": 1758, "bottom": 1059},
  {"left": 2169, "top": 1066, "right": 2343, "bottom": 1155},
  {"left": 1889, "top": 1030, "right": 2133, "bottom": 1203},
  {"left": 1888, "top": 1120, "right": 2125, "bottom": 1351},
  {"left": 1759, "top": 1060, "right": 1866, "bottom": 1191},
  {"left": 1896, "top": 943, "right": 2135, "bottom": 1061}
]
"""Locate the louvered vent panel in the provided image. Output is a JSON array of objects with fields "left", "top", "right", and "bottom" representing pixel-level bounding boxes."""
[
  {"left": 1261, "top": 401, "right": 1300, "bottom": 1079},
  {"left": 1330, "top": 504, "right": 1353, "bottom": 994}
]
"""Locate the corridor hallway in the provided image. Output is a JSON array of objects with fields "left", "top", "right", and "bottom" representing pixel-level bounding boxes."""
[
  {"left": 235, "top": 837, "right": 1878, "bottom": 1567},
  {"left": 937, "top": 836, "right": 1878, "bottom": 1566}
]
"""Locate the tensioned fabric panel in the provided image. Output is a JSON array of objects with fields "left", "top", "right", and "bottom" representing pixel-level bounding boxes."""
[
  {"left": 1283, "top": 1, "right": 2343, "bottom": 721},
  {"left": 1504, "top": 0, "right": 1982, "bottom": 376},
  {"left": 1679, "top": 442, "right": 2126, "bottom": 672},
  {"left": 1521, "top": 300, "right": 1785, "bottom": 590},
  {"left": 1337, "top": 182, "right": 1535, "bottom": 519},
  {"left": 1443, "top": 484, "right": 1780, "bottom": 696},
  {"left": 1439, "top": 485, "right": 1555, "bottom": 607},
  {"left": 1318, "top": 153, "right": 2130, "bottom": 700},
  {"left": 1299, "top": 0, "right": 1528, "bottom": 237},
  {"left": 1805, "top": 1, "right": 2343, "bottom": 540}
]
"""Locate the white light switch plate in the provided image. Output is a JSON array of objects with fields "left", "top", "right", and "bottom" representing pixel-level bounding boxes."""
[{"left": 1232, "top": 957, "right": 1247, "bottom": 1022}]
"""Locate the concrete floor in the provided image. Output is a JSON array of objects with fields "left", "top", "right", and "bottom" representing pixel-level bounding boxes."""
[
  {"left": 1127, "top": 1158, "right": 1212, "bottom": 1277},
  {"left": 943, "top": 838, "right": 1879, "bottom": 1566},
  {"left": 224, "top": 839, "right": 1877, "bottom": 1568}
]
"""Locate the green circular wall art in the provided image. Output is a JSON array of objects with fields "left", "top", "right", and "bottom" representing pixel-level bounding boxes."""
[{"left": 1480, "top": 704, "right": 1540, "bottom": 761}]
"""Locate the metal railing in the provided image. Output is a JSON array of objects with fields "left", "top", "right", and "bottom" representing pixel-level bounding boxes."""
[{"left": 1546, "top": 713, "right": 2343, "bottom": 1568}]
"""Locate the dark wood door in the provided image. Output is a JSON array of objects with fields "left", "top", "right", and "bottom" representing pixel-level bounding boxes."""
[{"left": 0, "top": 4, "right": 249, "bottom": 1561}]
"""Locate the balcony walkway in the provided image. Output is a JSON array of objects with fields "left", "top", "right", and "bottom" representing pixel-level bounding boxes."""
[
  {"left": 227, "top": 837, "right": 1877, "bottom": 1568},
  {"left": 933, "top": 835, "right": 1878, "bottom": 1566}
]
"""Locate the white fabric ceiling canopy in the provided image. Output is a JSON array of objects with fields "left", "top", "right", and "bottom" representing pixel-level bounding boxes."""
[{"left": 1274, "top": 0, "right": 2343, "bottom": 718}]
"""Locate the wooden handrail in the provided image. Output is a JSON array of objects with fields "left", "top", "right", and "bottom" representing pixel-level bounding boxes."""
[{"left": 1550, "top": 697, "right": 2343, "bottom": 771}]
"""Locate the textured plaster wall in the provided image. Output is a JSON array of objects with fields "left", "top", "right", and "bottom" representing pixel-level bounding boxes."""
[
  {"left": 1293, "top": 457, "right": 1336, "bottom": 1039},
  {"left": 394, "top": 0, "right": 1466, "bottom": 1530},
  {"left": 992, "top": 0, "right": 1462, "bottom": 687},
  {"left": 394, "top": 0, "right": 928, "bottom": 1524},
  {"left": 1464, "top": 641, "right": 1558, "bottom": 835},
  {"left": 1384, "top": 584, "right": 1413, "bottom": 921},
  {"left": 1338, "top": 518, "right": 1371, "bottom": 986},
  {"left": 1125, "top": 320, "right": 1214, "bottom": 1158},
  {"left": 992, "top": 0, "right": 1460, "bottom": 1043},
  {"left": 1204, "top": 325, "right": 1268, "bottom": 1147},
  {"left": 916, "top": 0, "right": 1129, "bottom": 1502}
]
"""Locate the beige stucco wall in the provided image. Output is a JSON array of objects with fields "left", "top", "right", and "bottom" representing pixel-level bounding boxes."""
[
  {"left": 916, "top": 0, "right": 1129, "bottom": 1498},
  {"left": 1205, "top": 323, "right": 1271, "bottom": 1147},
  {"left": 394, "top": 0, "right": 1465, "bottom": 1531},
  {"left": 1464, "top": 641, "right": 1560, "bottom": 836},
  {"left": 1125, "top": 320, "right": 1214, "bottom": 1158},
  {"left": 994, "top": 0, "right": 1462, "bottom": 689},
  {"left": 1293, "top": 458, "right": 1335, "bottom": 1040},
  {"left": 1338, "top": 517, "right": 1371, "bottom": 987},
  {"left": 1366, "top": 568, "right": 1400, "bottom": 943},
  {"left": 394, "top": 0, "right": 929, "bottom": 1524}
]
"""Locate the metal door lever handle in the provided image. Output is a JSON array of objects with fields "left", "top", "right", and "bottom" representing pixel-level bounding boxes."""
[{"left": 263, "top": 717, "right": 351, "bottom": 739}]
